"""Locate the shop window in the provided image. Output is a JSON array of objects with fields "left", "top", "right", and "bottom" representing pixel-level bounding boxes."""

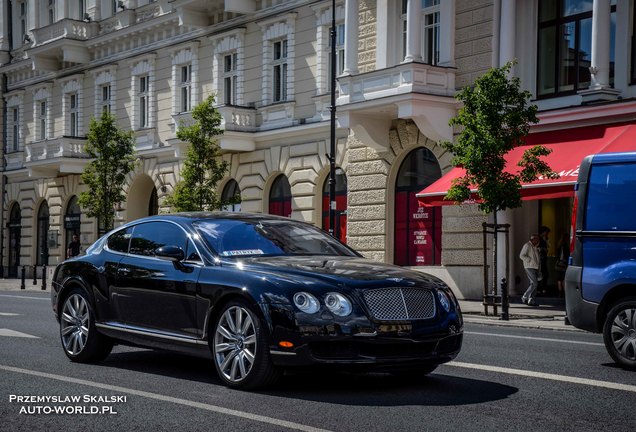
[
  {"left": 322, "top": 170, "right": 347, "bottom": 244},
  {"left": 64, "top": 196, "right": 81, "bottom": 254},
  {"left": 8, "top": 204, "right": 21, "bottom": 277},
  {"left": 36, "top": 202, "right": 50, "bottom": 266},
  {"left": 269, "top": 175, "right": 292, "bottom": 218},
  {"left": 537, "top": 0, "right": 616, "bottom": 97},
  {"left": 222, "top": 179, "right": 241, "bottom": 212},
  {"left": 394, "top": 148, "right": 442, "bottom": 266}
]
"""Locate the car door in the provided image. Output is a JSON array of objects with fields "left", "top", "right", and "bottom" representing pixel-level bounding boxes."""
[{"left": 113, "top": 221, "right": 201, "bottom": 338}]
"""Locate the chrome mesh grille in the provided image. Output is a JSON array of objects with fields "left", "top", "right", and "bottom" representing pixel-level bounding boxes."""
[{"left": 362, "top": 288, "right": 436, "bottom": 321}]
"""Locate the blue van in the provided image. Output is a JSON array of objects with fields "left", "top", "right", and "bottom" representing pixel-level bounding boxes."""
[{"left": 565, "top": 152, "right": 636, "bottom": 368}]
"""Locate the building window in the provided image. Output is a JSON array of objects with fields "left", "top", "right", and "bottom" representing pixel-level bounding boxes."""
[
  {"left": 139, "top": 75, "right": 149, "bottom": 128},
  {"left": 19, "top": 1, "right": 27, "bottom": 44},
  {"left": 269, "top": 175, "right": 292, "bottom": 217},
  {"left": 422, "top": 0, "right": 440, "bottom": 65},
  {"left": 179, "top": 65, "right": 192, "bottom": 113},
  {"left": 64, "top": 196, "right": 81, "bottom": 258},
  {"left": 48, "top": 0, "right": 56, "bottom": 24},
  {"left": 538, "top": 0, "right": 616, "bottom": 97},
  {"left": 77, "top": 0, "right": 85, "bottom": 20},
  {"left": 273, "top": 40, "right": 288, "bottom": 102},
  {"left": 10, "top": 108, "right": 19, "bottom": 152},
  {"left": 330, "top": 23, "right": 345, "bottom": 77},
  {"left": 38, "top": 101, "right": 47, "bottom": 140},
  {"left": 401, "top": 0, "right": 408, "bottom": 62},
  {"left": 223, "top": 53, "right": 238, "bottom": 105},
  {"left": 222, "top": 179, "right": 241, "bottom": 212},
  {"left": 394, "top": 147, "right": 442, "bottom": 266},
  {"left": 101, "top": 85, "right": 111, "bottom": 113},
  {"left": 69, "top": 93, "right": 79, "bottom": 136},
  {"left": 322, "top": 170, "right": 347, "bottom": 244}
]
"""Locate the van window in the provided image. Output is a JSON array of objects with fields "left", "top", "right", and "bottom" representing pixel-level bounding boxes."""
[{"left": 585, "top": 162, "right": 636, "bottom": 231}]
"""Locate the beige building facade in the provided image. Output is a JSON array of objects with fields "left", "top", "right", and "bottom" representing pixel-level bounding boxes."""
[{"left": 6, "top": 0, "right": 629, "bottom": 301}]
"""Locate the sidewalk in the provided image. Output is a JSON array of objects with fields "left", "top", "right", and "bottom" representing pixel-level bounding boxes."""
[{"left": 0, "top": 277, "right": 578, "bottom": 332}]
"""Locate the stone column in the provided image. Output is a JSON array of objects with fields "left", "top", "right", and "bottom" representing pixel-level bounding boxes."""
[
  {"left": 499, "top": 0, "right": 516, "bottom": 66},
  {"left": 404, "top": 0, "right": 422, "bottom": 62},
  {"left": 375, "top": 0, "right": 389, "bottom": 69},
  {"left": 342, "top": 0, "right": 358, "bottom": 75},
  {"left": 590, "top": 0, "right": 611, "bottom": 89},
  {"left": 438, "top": 0, "right": 455, "bottom": 67}
]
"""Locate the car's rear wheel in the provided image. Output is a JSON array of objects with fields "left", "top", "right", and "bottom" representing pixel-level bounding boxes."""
[
  {"left": 60, "top": 288, "right": 112, "bottom": 363},
  {"left": 212, "top": 300, "right": 281, "bottom": 389},
  {"left": 603, "top": 297, "right": 636, "bottom": 369}
]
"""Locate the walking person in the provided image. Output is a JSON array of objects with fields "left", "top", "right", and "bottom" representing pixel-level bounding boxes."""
[
  {"left": 538, "top": 225, "right": 551, "bottom": 294},
  {"left": 67, "top": 234, "right": 81, "bottom": 259},
  {"left": 520, "top": 233, "right": 541, "bottom": 306}
]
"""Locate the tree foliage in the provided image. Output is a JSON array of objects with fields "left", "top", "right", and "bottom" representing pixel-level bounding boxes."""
[
  {"left": 442, "top": 61, "right": 557, "bottom": 214},
  {"left": 79, "top": 111, "right": 137, "bottom": 232},
  {"left": 165, "top": 95, "right": 240, "bottom": 211}
]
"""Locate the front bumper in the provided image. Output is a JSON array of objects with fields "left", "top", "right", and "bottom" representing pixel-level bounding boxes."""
[{"left": 266, "top": 304, "right": 463, "bottom": 369}]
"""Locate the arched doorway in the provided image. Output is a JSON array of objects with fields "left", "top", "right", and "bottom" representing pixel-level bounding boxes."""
[
  {"left": 36, "top": 201, "right": 50, "bottom": 266},
  {"left": 127, "top": 174, "right": 158, "bottom": 221},
  {"left": 394, "top": 147, "right": 442, "bottom": 266},
  {"left": 8, "top": 204, "right": 21, "bottom": 277},
  {"left": 64, "top": 196, "right": 81, "bottom": 255},
  {"left": 222, "top": 179, "right": 241, "bottom": 212},
  {"left": 269, "top": 175, "right": 292, "bottom": 217},
  {"left": 322, "top": 169, "right": 347, "bottom": 244}
]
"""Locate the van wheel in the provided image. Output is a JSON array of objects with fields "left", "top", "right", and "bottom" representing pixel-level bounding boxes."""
[{"left": 603, "top": 297, "right": 636, "bottom": 369}]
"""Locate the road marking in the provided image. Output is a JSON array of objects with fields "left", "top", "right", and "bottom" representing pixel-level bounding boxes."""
[
  {"left": 0, "top": 294, "right": 49, "bottom": 301},
  {"left": 464, "top": 331, "right": 604, "bottom": 346},
  {"left": 0, "top": 329, "right": 39, "bottom": 338},
  {"left": 447, "top": 361, "right": 636, "bottom": 394},
  {"left": 0, "top": 313, "right": 19, "bottom": 316},
  {"left": 0, "top": 364, "right": 332, "bottom": 432}
]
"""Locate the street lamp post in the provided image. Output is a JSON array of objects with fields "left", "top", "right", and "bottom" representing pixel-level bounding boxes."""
[{"left": 328, "top": 0, "right": 337, "bottom": 237}]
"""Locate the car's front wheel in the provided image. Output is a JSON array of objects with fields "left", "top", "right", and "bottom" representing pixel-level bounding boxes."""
[
  {"left": 212, "top": 299, "right": 281, "bottom": 389},
  {"left": 603, "top": 297, "right": 636, "bottom": 369},
  {"left": 60, "top": 288, "right": 112, "bottom": 363}
]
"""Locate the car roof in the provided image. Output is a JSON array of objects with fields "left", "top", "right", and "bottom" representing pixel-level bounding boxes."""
[{"left": 126, "top": 212, "right": 299, "bottom": 226}]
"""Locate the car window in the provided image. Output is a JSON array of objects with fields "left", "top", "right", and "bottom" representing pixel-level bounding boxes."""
[
  {"left": 129, "top": 222, "right": 188, "bottom": 257},
  {"left": 195, "top": 219, "right": 357, "bottom": 258},
  {"left": 106, "top": 227, "right": 132, "bottom": 253},
  {"left": 586, "top": 162, "right": 636, "bottom": 231}
]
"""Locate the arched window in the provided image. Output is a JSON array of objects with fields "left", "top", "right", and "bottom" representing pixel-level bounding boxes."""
[
  {"left": 64, "top": 196, "right": 81, "bottom": 256},
  {"left": 148, "top": 187, "right": 159, "bottom": 216},
  {"left": 222, "top": 179, "right": 241, "bottom": 212},
  {"left": 8, "top": 204, "right": 21, "bottom": 277},
  {"left": 36, "top": 201, "right": 50, "bottom": 266},
  {"left": 322, "top": 169, "right": 347, "bottom": 244},
  {"left": 395, "top": 148, "right": 442, "bottom": 266},
  {"left": 269, "top": 175, "right": 292, "bottom": 217}
]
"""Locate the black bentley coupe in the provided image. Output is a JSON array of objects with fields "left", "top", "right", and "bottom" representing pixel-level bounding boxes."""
[{"left": 51, "top": 213, "right": 463, "bottom": 389}]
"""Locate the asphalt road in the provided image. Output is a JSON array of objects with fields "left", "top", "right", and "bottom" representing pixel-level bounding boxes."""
[{"left": 1, "top": 291, "right": 634, "bottom": 432}]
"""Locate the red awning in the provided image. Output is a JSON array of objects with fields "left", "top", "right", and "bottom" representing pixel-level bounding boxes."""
[{"left": 417, "top": 123, "right": 636, "bottom": 206}]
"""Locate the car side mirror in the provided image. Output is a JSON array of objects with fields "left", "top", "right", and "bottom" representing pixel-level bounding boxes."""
[{"left": 155, "top": 245, "right": 185, "bottom": 262}]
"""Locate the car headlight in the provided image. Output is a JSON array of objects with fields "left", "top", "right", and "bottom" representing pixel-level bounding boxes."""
[
  {"left": 324, "top": 292, "right": 352, "bottom": 316},
  {"left": 293, "top": 292, "right": 320, "bottom": 314},
  {"left": 437, "top": 290, "right": 451, "bottom": 312}
]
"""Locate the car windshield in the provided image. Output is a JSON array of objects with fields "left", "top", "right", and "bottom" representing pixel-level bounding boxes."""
[{"left": 194, "top": 219, "right": 357, "bottom": 258}]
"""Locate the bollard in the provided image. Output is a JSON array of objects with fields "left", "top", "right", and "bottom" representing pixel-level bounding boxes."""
[
  {"left": 33, "top": 265, "right": 37, "bottom": 285},
  {"left": 500, "top": 277, "right": 509, "bottom": 321},
  {"left": 42, "top": 265, "right": 47, "bottom": 291},
  {"left": 20, "top": 266, "right": 26, "bottom": 290}
]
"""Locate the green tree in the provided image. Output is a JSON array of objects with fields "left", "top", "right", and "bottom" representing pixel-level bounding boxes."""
[
  {"left": 79, "top": 111, "right": 137, "bottom": 233},
  {"left": 443, "top": 61, "right": 557, "bottom": 214},
  {"left": 166, "top": 95, "right": 240, "bottom": 211}
]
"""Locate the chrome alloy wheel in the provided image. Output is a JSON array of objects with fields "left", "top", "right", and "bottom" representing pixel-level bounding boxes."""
[
  {"left": 610, "top": 307, "right": 636, "bottom": 361},
  {"left": 61, "top": 294, "right": 90, "bottom": 356},
  {"left": 214, "top": 306, "right": 257, "bottom": 383}
]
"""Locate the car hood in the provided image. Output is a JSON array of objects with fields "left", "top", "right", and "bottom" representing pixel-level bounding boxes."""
[{"left": 236, "top": 256, "right": 447, "bottom": 290}]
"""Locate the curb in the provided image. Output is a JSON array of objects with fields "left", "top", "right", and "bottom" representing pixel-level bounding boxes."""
[{"left": 463, "top": 315, "right": 583, "bottom": 332}]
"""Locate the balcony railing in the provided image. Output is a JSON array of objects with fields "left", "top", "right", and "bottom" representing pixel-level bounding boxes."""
[
  {"left": 32, "top": 19, "right": 99, "bottom": 46},
  {"left": 25, "top": 137, "right": 88, "bottom": 163},
  {"left": 337, "top": 62, "right": 456, "bottom": 105},
  {"left": 4, "top": 151, "right": 24, "bottom": 170},
  {"left": 218, "top": 105, "right": 257, "bottom": 132}
]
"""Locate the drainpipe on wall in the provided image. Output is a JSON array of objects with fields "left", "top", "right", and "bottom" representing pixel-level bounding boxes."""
[{"left": 1, "top": 74, "right": 7, "bottom": 278}]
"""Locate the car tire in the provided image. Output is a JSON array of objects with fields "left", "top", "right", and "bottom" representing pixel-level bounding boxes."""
[
  {"left": 212, "top": 299, "right": 281, "bottom": 389},
  {"left": 603, "top": 297, "right": 636, "bottom": 369},
  {"left": 60, "top": 287, "right": 113, "bottom": 363}
]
